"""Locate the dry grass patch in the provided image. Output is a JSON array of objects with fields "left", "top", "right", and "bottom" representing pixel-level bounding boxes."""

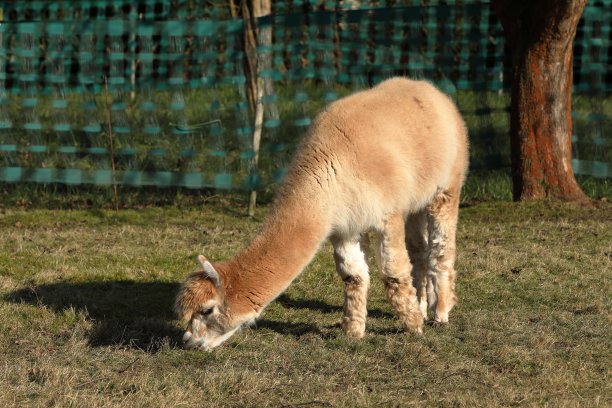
[{"left": 0, "top": 200, "right": 610, "bottom": 407}]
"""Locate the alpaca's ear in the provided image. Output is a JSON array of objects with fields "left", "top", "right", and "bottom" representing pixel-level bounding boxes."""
[{"left": 197, "top": 255, "right": 221, "bottom": 288}]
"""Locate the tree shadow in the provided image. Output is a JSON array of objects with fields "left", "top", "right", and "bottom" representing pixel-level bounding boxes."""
[{"left": 5, "top": 281, "right": 183, "bottom": 353}]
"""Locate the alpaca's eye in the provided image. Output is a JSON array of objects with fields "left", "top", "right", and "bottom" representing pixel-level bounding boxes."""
[{"left": 201, "top": 308, "right": 214, "bottom": 317}]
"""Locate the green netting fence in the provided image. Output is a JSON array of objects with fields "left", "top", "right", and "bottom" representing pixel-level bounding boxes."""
[{"left": 0, "top": 1, "right": 610, "bottom": 190}]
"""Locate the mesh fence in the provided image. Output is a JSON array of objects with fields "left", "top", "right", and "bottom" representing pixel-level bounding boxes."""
[{"left": 0, "top": 0, "right": 609, "bottom": 189}]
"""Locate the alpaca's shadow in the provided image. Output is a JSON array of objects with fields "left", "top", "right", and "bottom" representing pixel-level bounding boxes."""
[
  {"left": 6, "top": 283, "right": 397, "bottom": 350},
  {"left": 256, "top": 319, "right": 340, "bottom": 339},
  {"left": 6, "top": 281, "right": 183, "bottom": 353},
  {"left": 257, "top": 294, "right": 396, "bottom": 338},
  {"left": 256, "top": 319, "right": 414, "bottom": 339},
  {"left": 276, "top": 294, "right": 394, "bottom": 319}
]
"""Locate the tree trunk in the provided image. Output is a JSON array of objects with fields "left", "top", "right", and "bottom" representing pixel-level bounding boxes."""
[
  {"left": 491, "top": 0, "right": 589, "bottom": 202},
  {"left": 241, "top": 1, "right": 257, "bottom": 111},
  {"left": 241, "top": 0, "right": 273, "bottom": 216}
]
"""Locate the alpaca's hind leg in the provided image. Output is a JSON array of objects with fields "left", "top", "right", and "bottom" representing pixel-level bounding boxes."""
[
  {"left": 427, "top": 188, "right": 460, "bottom": 323},
  {"left": 405, "top": 210, "right": 429, "bottom": 320},
  {"left": 375, "top": 213, "right": 424, "bottom": 334},
  {"left": 332, "top": 236, "right": 370, "bottom": 339}
]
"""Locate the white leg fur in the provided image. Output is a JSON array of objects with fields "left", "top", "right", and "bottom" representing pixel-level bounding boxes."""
[{"left": 332, "top": 237, "right": 370, "bottom": 338}]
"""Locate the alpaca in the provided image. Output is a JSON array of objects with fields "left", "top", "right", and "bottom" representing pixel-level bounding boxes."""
[{"left": 175, "top": 77, "right": 469, "bottom": 350}]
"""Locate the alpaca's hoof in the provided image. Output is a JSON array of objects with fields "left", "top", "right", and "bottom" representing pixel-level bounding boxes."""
[
  {"left": 403, "top": 310, "right": 424, "bottom": 335},
  {"left": 428, "top": 320, "right": 446, "bottom": 328},
  {"left": 342, "top": 319, "right": 366, "bottom": 339},
  {"left": 434, "top": 311, "right": 449, "bottom": 324},
  {"left": 407, "top": 324, "right": 423, "bottom": 335}
]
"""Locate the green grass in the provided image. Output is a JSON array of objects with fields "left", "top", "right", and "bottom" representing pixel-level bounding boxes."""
[
  {"left": 0, "top": 199, "right": 610, "bottom": 407},
  {"left": 2, "top": 84, "right": 609, "bottom": 182},
  {"left": 1, "top": 169, "right": 610, "bottom": 211}
]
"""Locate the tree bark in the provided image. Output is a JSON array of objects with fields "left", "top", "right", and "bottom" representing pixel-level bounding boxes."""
[
  {"left": 241, "top": 0, "right": 273, "bottom": 216},
  {"left": 241, "top": 1, "right": 257, "bottom": 111},
  {"left": 491, "top": 0, "right": 589, "bottom": 202}
]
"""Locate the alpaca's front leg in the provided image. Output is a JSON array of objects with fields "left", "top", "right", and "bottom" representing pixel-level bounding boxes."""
[
  {"left": 332, "top": 237, "right": 370, "bottom": 339},
  {"left": 376, "top": 213, "right": 424, "bottom": 334}
]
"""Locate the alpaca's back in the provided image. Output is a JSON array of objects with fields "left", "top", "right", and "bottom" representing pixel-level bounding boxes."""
[{"left": 281, "top": 77, "right": 469, "bottom": 236}]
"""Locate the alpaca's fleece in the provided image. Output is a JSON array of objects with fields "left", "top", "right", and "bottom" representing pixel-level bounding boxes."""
[{"left": 176, "top": 77, "right": 469, "bottom": 350}]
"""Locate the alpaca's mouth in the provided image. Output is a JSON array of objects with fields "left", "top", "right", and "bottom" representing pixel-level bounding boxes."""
[
  {"left": 182, "top": 331, "right": 211, "bottom": 351},
  {"left": 181, "top": 326, "right": 242, "bottom": 351}
]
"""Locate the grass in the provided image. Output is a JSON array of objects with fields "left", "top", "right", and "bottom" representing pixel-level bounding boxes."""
[
  {"left": 1, "top": 169, "right": 610, "bottom": 211},
  {"left": 0, "top": 197, "right": 610, "bottom": 407},
  {"left": 2, "top": 84, "right": 609, "bottom": 182}
]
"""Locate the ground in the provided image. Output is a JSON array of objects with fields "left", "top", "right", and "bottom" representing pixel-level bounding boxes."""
[{"left": 0, "top": 198, "right": 610, "bottom": 407}]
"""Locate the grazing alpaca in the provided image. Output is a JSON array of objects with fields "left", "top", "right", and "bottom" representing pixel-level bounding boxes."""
[{"left": 175, "top": 77, "right": 469, "bottom": 350}]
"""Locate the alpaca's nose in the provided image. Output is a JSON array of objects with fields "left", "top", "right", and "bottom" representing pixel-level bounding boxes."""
[
  {"left": 182, "top": 331, "right": 210, "bottom": 351},
  {"left": 182, "top": 331, "right": 196, "bottom": 349}
]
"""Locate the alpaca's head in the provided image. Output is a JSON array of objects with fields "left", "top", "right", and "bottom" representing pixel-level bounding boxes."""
[{"left": 174, "top": 255, "right": 240, "bottom": 351}]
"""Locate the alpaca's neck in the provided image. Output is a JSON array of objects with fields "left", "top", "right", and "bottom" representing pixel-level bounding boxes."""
[{"left": 219, "top": 191, "right": 331, "bottom": 319}]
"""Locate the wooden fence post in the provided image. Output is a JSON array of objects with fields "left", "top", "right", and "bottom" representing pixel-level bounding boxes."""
[{"left": 242, "top": 0, "right": 271, "bottom": 216}]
